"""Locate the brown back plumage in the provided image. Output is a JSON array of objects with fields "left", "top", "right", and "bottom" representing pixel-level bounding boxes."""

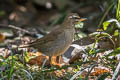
[{"left": 21, "top": 13, "right": 81, "bottom": 56}]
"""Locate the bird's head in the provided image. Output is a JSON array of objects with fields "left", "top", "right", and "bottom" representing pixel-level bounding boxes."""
[{"left": 63, "top": 13, "right": 86, "bottom": 28}]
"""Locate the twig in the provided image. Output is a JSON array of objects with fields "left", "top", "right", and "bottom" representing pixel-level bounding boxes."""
[
  {"left": 70, "top": 62, "right": 98, "bottom": 80},
  {"left": 0, "top": 24, "right": 36, "bottom": 36},
  {"left": 85, "top": 64, "right": 97, "bottom": 80}
]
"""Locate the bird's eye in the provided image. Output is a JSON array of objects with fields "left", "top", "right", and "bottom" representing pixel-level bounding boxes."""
[{"left": 69, "top": 15, "right": 80, "bottom": 19}]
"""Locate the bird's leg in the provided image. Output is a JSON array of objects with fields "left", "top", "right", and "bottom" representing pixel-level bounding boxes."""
[
  {"left": 58, "top": 55, "right": 63, "bottom": 64},
  {"left": 50, "top": 56, "right": 62, "bottom": 67},
  {"left": 50, "top": 56, "right": 65, "bottom": 67},
  {"left": 50, "top": 56, "right": 57, "bottom": 65}
]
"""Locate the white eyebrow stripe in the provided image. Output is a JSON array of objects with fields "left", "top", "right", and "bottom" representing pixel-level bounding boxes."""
[
  {"left": 72, "top": 15, "right": 78, "bottom": 17},
  {"left": 68, "top": 15, "right": 80, "bottom": 19},
  {"left": 68, "top": 16, "right": 73, "bottom": 18}
]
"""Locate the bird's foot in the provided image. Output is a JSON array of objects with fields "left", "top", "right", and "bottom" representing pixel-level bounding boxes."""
[{"left": 50, "top": 56, "right": 65, "bottom": 67}]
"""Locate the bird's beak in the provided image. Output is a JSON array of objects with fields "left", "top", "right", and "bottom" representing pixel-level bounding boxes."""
[
  {"left": 75, "top": 17, "right": 87, "bottom": 22},
  {"left": 79, "top": 18, "right": 87, "bottom": 22}
]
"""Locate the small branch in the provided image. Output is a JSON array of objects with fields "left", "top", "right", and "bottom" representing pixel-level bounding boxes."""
[{"left": 0, "top": 24, "right": 36, "bottom": 36}]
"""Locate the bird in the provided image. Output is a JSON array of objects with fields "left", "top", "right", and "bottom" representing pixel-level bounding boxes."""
[{"left": 20, "top": 13, "right": 86, "bottom": 66}]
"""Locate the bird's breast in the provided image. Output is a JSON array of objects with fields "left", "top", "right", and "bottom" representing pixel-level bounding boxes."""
[
  {"left": 64, "top": 28, "right": 75, "bottom": 42},
  {"left": 40, "top": 28, "right": 75, "bottom": 56},
  {"left": 52, "top": 28, "right": 75, "bottom": 56}
]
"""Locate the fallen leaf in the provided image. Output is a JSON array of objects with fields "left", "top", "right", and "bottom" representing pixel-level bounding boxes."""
[
  {"left": 0, "top": 32, "right": 5, "bottom": 43},
  {"left": 50, "top": 69, "right": 66, "bottom": 78},
  {"left": 90, "top": 68, "right": 110, "bottom": 76},
  {"left": 28, "top": 52, "right": 49, "bottom": 66}
]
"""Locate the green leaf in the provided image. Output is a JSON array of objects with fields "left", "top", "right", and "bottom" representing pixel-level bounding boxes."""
[
  {"left": 24, "top": 51, "right": 29, "bottom": 62},
  {"left": 114, "top": 30, "right": 119, "bottom": 36},
  {"left": 75, "top": 22, "right": 84, "bottom": 28},
  {"left": 103, "top": 22, "right": 110, "bottom": 30}
]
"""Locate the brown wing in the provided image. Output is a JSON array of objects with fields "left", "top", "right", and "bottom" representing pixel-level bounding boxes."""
[{"left": 29, "top": 27, "right": 64, "bottom": 47}]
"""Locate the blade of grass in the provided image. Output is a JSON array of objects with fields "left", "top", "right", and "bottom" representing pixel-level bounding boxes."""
[
  {"left": 112, "top": 62, "right": 120, "bottom": 80},
  {"left": 98, "top": 2, "right": 115, "bottom": 28},
  {"left": 8, "top": 55, "right": 15, "bottom": 79},
  {"left": 116, "top": 0, "right": 120, "bottom": 21}
]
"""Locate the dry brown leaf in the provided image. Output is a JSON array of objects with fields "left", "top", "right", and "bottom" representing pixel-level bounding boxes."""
[
  {"left": 28, "top": 52, "right": 66, "bottom": 67},
  {"left": 0, "top": 32, "right": 5, "bottom": 43},
  {"left": 50, "top": 69, "right": 66, "bottom": 78},
  {"left": 27, "top": 52, "right": 43, "bottom": 57},
  {"left": 28, "top": 54, "right": 49, "bottom": 66},
  {"left": 90, "top": 68, "right": 109, "bottom": 76}
]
